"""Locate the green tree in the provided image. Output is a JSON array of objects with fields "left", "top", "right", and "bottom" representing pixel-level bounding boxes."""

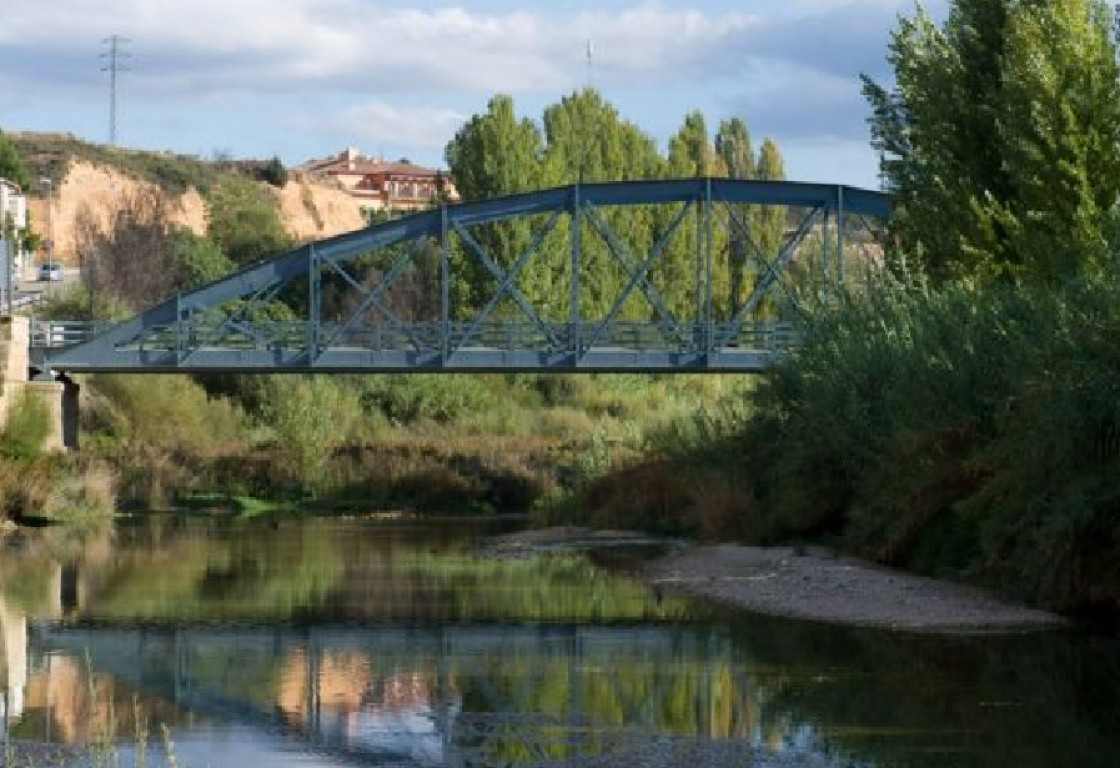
[
  {"left": 445, "top": 95, "right": 545, "bottom": 314},
  {"left": 445, "top": 95, "right": 543, "bottom": 201},
  {"left": 261, "top": 155, "right": 289, "bottom": 188},
  {"left": 540, "top": 89, "right": 667, "bottom": 319},
  {"left": 0, "top": 128, "right": 30, "bottom": 191},
  {"left": 541, "top": 89, "right": 664, "bottom": 184},
  {"left": 206, "top": 176, "right": 293, "bottom": 267},
  {"left": 716, "top": 119, "right": 755, "bottom": 314},
  {"left": 715, "top": 118, "right": 754, "bottom": 180},
  {"left": 863, "top": 0, "right": 1120, "bottom": 284},
  {"left": 667, "top": 111, "right": 723, "bottom": 178},
  {"left": 992, "top": 0, "right": 1120, "bottom": 282},
  {"left": 172, "top": 228, "right": 235, "bottom": 288},
  {"left": 660, "top": 112, "right": 724, "bottom": 319},
  {"left": 749, "top": 139, "right": 788, "bottom": 319}
]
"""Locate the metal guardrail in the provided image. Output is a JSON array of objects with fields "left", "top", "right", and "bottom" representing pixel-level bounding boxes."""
[
  {"left": 1, "top": 293, "right": 43, "bottom": 314},
  {"left": 29, "top": 320, "right": 108, "bottom": 348},
  {"left": 33, "top": 319, "right": 800, "bottom": 354}
]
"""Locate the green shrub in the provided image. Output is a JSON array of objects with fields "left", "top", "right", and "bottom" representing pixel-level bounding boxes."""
[
  {"left": 360, "top": 374, "right": 495, "bottom": 424},
  {"left": 745, "top": 270, "right": 1120, "bottom": 609},
  {"left": 1, "top": 388, "right": 51, "bottom": 459}
]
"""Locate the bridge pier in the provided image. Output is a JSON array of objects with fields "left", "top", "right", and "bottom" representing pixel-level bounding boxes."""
[
  {"left": 0, "top": 317, "right": 76, "bottom": 452},
  {"left": 24, "top": 381, "right": 67, "bottom": 452}
]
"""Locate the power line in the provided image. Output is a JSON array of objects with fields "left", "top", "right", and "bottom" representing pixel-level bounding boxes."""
[{"left": 100, "top": 35, "right": 132, "bottom": 146}]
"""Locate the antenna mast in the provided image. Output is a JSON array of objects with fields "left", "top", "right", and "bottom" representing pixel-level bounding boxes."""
[{"left": 586, "top": 39, "right": 594, "bottom": 90}]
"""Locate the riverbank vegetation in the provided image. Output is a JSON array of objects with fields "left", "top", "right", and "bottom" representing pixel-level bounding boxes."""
[
  {"left": 574, "top": 0, "right": 1120, "bottom": 615},
  {"left": 69, "top": 364, "right": 741, "bottom": 515}
]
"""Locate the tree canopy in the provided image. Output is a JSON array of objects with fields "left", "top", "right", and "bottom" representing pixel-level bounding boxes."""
[
  {"left": 206, "top": 176, "right": 293, "bottom": 267},
  {"left": 443, "top": 90, "right": 788, "bottom": 321},
  {"left": 0, "top": 128, "right": 31, "bottom": 192},
  {"left": 863, "top": 0, "right": 1120, "bottom": 285}
]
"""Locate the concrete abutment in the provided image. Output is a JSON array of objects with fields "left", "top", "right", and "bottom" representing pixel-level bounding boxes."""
[{"left": 0, "top": 316, "right": 75, "bottom": 452}]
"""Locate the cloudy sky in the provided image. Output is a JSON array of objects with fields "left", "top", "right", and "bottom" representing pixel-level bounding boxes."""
[{"left": 0, "top": 0, "right": 949, "bottom": 189}]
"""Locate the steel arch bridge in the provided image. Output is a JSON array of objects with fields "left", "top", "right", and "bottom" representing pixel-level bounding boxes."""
[{"left": 33, "top": 178, "right": 891, "bottom": 376}]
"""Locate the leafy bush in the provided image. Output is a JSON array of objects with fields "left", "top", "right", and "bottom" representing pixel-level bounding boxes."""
[
  {"left": 0, "top": 388, "right": 51, "bottom": 459},
  {"left": 746, "top": 270, "right": 1120, "bottom": 610},
  {"left": 206, "top": 176, "right": 293, "bottom": 266},
  {"left": 360, "top": 374, "right": 495, "bottom": 424},
  {"left": 260, "top": 155, "right": 289, "bottom": 188}
]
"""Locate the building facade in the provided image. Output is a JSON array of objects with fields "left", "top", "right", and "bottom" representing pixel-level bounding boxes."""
[
  {"left": 0, "top": 178, "right": 28, "bottom": 286},
  {"left": 0, "top": 178, "right": 27, "bottom": 234},
  {"left": 298, "top": 148, "right": 458, "bottom": 214}
]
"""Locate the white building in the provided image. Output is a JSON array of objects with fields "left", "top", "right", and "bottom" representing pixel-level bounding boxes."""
[
  {"left": 0, "top": 178, "right": 28, "bottom": 286},
  {"left": 0, "top": 178, "right": 27, "bottom": 233}
]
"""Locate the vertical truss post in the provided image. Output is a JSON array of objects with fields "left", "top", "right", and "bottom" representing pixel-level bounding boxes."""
[
  {"left": 174, "top": 291, "right": 184, "bottom": 362},
  {"left": 703, "top": 178, "right": 714, "bottom": 354},
  {"left": 570, "top": 184, "right": 582, "bottom": 357},
  {"left": 308, "top": 245, "right": 321, "bottom": 363},
  {"left": 822, "top": 204, "right": 831, "bottom": 294},
  {"left": 441, "top": 205, "right": 450, "bottom": 362},
  {"left": 694, "top": 184, "right": 703, "bottom": 336},
  {"left": 837, "top": 186, "right": 846, "bottom": 285}
]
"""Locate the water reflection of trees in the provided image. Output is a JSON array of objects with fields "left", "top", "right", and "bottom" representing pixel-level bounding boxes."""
[
  {"left": 723, "top": 615, "right": 1120, "bottom": 768},
  {"left": 2, "top": 520, "right": 1119, "bottom": 768}
]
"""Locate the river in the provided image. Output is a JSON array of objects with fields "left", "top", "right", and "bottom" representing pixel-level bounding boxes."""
[{"left": 1, "top": 516, "right": 1118, "bottom": 767}]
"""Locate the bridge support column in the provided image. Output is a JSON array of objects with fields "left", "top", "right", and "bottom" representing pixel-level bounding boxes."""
[
  {"left": 62, "top": 379, "right": 79, "bottom": 451},
  {"left": 22, "top": 380, "right": 69, "bottom": 452}
]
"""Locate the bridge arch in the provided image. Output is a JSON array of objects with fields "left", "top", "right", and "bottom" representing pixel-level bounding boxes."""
[{"left": 35, "top": 178, "right": 891, "bottom": 375}]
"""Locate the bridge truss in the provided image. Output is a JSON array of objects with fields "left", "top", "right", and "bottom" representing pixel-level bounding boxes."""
[{"left": 36, "top": 179, "right": 890, "bottom": 375}]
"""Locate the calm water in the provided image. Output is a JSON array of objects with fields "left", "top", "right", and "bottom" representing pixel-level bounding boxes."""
[{"left": 1, "top": 517, "right": 1118, "bottom": 767}]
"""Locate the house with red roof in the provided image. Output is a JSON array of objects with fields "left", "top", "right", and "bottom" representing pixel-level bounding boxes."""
[{"left": 298, "top": 148, "right": 458, "bottom": 213}]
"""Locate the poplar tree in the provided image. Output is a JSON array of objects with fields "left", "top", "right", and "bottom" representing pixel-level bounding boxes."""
[
  {"left": 751, "top": 139, "right": 788, "bottom": 318},
  {"left": 540, "top": 89, "right": 666, "bottom": 319},
  {"left": 445, "top": 95, "right": 545, "bottom": 314},
  {"left": 663, "top": 112, "right": 722, "bottom": 319},
  {"left": 716, "top": 119, "right": 755, "bottom": 315},
  {"left": 994, "top": 0, "right": 1120, "bottom": 281},
  {"left": 863, "top": 0, "right": 1120, "bottom": 284}
]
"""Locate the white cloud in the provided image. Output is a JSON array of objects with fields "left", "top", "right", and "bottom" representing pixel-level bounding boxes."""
[
  {"left": 300, "top": 101, "right": 468, "bottom": 153},
  {"left": 0, "top": 1, "right": 941, "bottom": 184},
  {"left": 0, "top": 1, "right": 754, "bottom": 94}
]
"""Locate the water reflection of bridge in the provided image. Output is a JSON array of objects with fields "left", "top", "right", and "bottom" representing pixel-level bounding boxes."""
[{"left": 35, "top": 623, "right": 749, "bottom": 766}]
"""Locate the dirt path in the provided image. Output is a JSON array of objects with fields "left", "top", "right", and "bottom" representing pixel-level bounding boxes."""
[{"left": 644, "top": 543, "right": 1063, "bottom": 632}]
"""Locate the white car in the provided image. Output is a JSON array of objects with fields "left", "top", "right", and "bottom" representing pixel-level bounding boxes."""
[{"left": 37, "top": 263, "right": 62, "bottom": 282}]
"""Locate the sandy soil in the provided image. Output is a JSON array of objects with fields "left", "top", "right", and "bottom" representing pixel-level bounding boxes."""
[
  {"left": 34, "top": 161, "right": 367, "bottom": 265},
  {"left": 644, "top": 543, "right": 1063, "bottom": 632}
]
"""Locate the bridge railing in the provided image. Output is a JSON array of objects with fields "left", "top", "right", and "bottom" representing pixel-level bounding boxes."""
[
  {"left": 121, "top": 320, "right": 800, "bottom": 353},
  {"left": 29, "top": 320, "right": 109, "bottom": 349},
  {"left": 31, "top": 319, "right": 801, "bottom": 355}
]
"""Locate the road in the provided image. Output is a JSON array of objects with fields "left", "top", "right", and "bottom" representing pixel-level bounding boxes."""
[{"left": 5, "top": 264, "right": 81, "bottom": 310}]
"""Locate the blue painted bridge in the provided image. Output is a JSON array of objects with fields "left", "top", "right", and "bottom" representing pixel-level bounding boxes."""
[{"left": 32, "top": 178, "right": 890, "bottom": 376}]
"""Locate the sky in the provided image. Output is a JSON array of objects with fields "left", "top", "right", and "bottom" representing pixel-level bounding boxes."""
[{"left": 0, "top": 0, "right": 949, "bottom": 190}]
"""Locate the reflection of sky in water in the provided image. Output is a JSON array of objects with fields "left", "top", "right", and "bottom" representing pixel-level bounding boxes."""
[{"left": 329, "top": 701, "right": 460, "bottom": 765}]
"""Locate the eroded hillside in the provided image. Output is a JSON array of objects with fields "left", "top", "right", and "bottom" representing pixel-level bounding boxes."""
[{"left": 16, "top": 143, "right": 368, "bottom": 264}]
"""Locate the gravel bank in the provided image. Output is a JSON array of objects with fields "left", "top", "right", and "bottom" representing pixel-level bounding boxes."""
[{"left": 644, "top": 543, "right": 1063, "bottom": 632}]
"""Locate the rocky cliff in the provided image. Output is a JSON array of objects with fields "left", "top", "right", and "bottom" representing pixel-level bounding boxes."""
[{"left": 29, "top": 160, "right": 369, "bottom": 265}]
